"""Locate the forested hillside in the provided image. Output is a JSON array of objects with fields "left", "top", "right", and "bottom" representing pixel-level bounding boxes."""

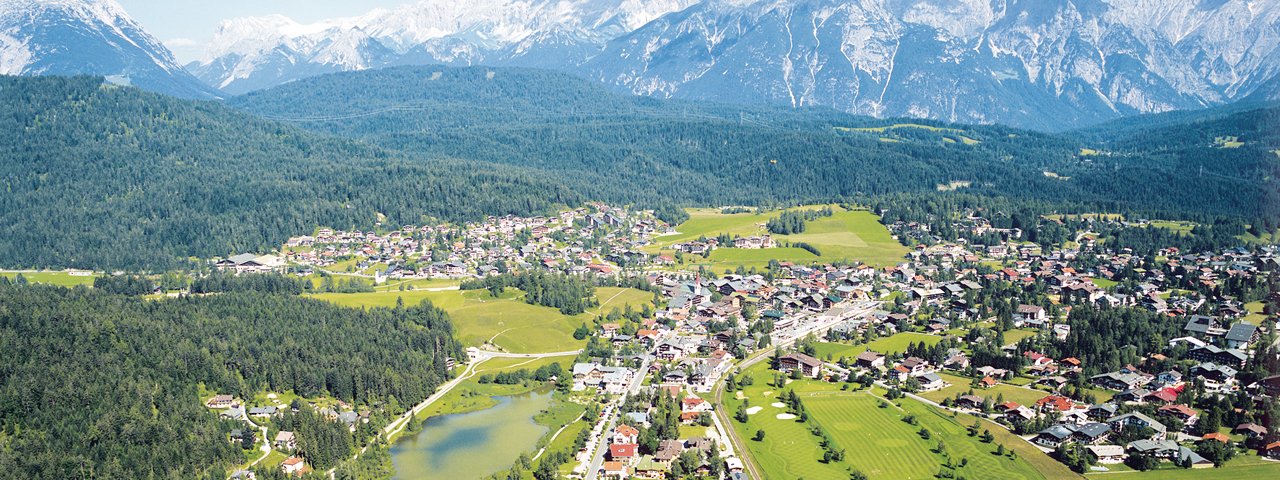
[
  {"left": 0, "top": 282, "right": 461, "bottom": 479},
  {"left": 233, "top": 66, "right": 1279, "bottom": 223},
  {"left": 0, "top": 75, "right": 577, "bottom": 270},
  {"left": 2, "top": 70, "right": 1276, "bottom": 271}
]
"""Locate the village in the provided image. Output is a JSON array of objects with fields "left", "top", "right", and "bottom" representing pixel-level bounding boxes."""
[{"left": 196, "top": 203, "right": 1280, "bottom": 479}]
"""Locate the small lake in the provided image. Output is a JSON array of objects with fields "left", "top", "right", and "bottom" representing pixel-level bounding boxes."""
[{"left": 390, "top": 391, "right": 552, "bottom": 479}]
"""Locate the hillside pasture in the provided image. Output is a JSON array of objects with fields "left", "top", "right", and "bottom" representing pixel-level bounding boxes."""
[{"left": 653, "top": 206, "right": 909, "bottom": 269}]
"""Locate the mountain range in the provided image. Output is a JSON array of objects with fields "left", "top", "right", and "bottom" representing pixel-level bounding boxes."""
[
  {"left": 4, "top": 0, "right": 1278, "bottom": 130},
  {"left": 194, "top": 0, "right": 1280, "bottom": 130},
  {"left": 0, "top": 0, "right": 218, "bottom": 99}
]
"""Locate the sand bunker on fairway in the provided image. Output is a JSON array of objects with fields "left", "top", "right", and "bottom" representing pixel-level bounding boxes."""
[
  {"left": 770, "top": 402, "right": 786, "bottom": 408},
  {"left": 762, "top": 390, "right": 773, "bottom": 396},
  {"left": 776, "top": 413, "right": 797, "bottom": 420},
  {"left": 745, "top": 406, "right": 763, "bottom": 415},
  {"left": 735, "top": 391, "right": 745, "bottom": 400}
]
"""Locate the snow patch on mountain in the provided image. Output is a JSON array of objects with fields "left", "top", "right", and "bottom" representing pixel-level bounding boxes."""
[
  {"left": 0, "top": 0, "right": 217, "bottom": 98},
  {"left": 0, "top": 31, "right": 32, "bottom": 73},
  {"left": 192, "top": 0, "right": 700, "bottom": 94}
]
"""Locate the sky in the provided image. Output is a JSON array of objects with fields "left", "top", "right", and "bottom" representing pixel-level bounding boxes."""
[{"left": 118, "top": 0, "right": 410, "bottom": 63}]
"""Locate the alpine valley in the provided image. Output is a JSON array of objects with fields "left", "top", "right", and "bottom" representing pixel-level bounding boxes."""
[{"left": 2, "top": 2, "right": 1280, "bottom": 480}]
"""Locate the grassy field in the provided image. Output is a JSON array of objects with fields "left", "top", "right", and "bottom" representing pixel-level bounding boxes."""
[
  {"left": 838, "top": 123, "right": 960, "bottom": 134},
  {"left": 651, "top": 206, "right": 909, "bottom": 269},
  {"left": 372, "top": 277, "right": 460, "bottom": 292},
  {"left": 725, "top": 362, "right": 1057, "bottom": 479},
  {"left": 891, "top": 396, "right": 1053, "bottom": 479},
  {"left": 838, "top": 124, "right": 980, "bottom": 146},
  {"left": 725, "top": 364, "right": 868, "bottom": 479},
  {"left": 1085, "top": 452, "right": 1280, "bottom": 479},
  {"left": 920, "top": 373, "right": 1054, "bottom": 407},
  {"left": 1243, "top": 301, "right": 1270, "bottom": 324},
  {"left": 812, "top": 333, "right": 946, "bottom": 361},
  {"left": 1043, "top": 213, "right": 1124, "bottom": 221},
  {"left": 1091, "top": 278, "right": 1119, "bottom": 289},
  {"left": 257, "top": 449, "right": 288, "bottom": 470},
  {"left": 308, "top": 287, "right": 652, "bottom": 353},
  {"left": 1214, "top": 136, "right": 1244, "bottom": 148},
  {"left": 542, "top": 410, "right": 592, "bottom": 476},
  {"left": 805, "top": 393, "right": 941, "bottom": 479},
  {"left": 1149, "top": 220, "right": 1196, "bottom": 235},
  {"left": 697, "top": 247, "right": 820, "bottom": 270},
  {"left": 1002, "top": 329, "right": 1042, "bottom": 346},
  {"left": 1, "top": 270, "right": 98, "bottom": 287},
  {"left": 782, "top": 209, "right": 911, "bottom": 267}
]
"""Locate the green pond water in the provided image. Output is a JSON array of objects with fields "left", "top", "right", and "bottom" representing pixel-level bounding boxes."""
[{"left": 390, "top": 391, "right": 552, "bottom": 479}]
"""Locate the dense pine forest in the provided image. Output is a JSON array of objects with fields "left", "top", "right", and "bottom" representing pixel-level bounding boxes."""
[
  {"left": 233, "top": 66, "right": 1279, "bottom": 224},
  {"left": 0, "top": 75, "right": 577, "bottom": 271},
  {"left": 0, "top": 282, "right": 461, "bottom": 479},
  {"left": 461, "top": 271, "right": 599, "bottom": 315}
]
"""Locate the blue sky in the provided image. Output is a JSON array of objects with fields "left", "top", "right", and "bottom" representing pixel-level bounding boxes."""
[{"left": 118, "top": 0, "right": 409, "bottom": 63}]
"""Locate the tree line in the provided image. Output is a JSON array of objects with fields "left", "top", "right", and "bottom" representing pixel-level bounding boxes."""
[
  {"left": 461, "top": 271, "right": 598, "bottom": 314},
  {"left": 0, "top": 281, "right": 462, "bottom": 479}
]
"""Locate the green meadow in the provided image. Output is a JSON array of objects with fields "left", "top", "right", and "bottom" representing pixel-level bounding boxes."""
[
  {"left": 307, "top": 286, "right": 653, "bottom": 353},
  {"left": 1085, "top": 452, "right": 1280, "bottom": 479},
  {"left": 1, "top": 270, "right": 98, "bottom": 287},
  {"left": 811, "top": 333, "right": 945, "bottom": 360},
  {"left": 724, "top": 362, "right": 1057, "bottom": 480},
  {"left": 652, "top": 206, "right": 909, "bottom": 270},
  {"left": 920, "top": 373, "right": 1056, "bottom": 408}
]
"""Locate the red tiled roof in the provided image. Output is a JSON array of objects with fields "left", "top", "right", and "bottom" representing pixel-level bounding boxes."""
[
  {"left": 1158, "top": 404, "right": 1197, "bottom": 417},
  {"left": 1035, "top": 395, "right": 1074, "bottom": 411},
  {"left": 615, "top": 424, "right": 639, "bottom": 437},
  {"left": 609, "top": 443, "right": 638, "bottom": 459},
  {"left": 1201, "top": 432, "right": 1229, "bottom": 443}
]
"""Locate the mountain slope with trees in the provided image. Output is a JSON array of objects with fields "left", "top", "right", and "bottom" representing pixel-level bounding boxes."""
[
  {"left": 233, "top": 66, "right": 1279, "bottom": 224},
  {"left": 0, "top": 75, "right": 578, "bottom": 270}
]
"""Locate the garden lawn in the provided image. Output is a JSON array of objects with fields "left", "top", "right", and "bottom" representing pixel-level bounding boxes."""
[
  {"left": 1002, "top": 329, "right": 1041, "bottom": 346},
  {"left": 1091, "top": 278, "right": 1119, "bottom": 289},
  {"left": 1243, "top": 301, "right": 1269, "bottom": 323}
]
